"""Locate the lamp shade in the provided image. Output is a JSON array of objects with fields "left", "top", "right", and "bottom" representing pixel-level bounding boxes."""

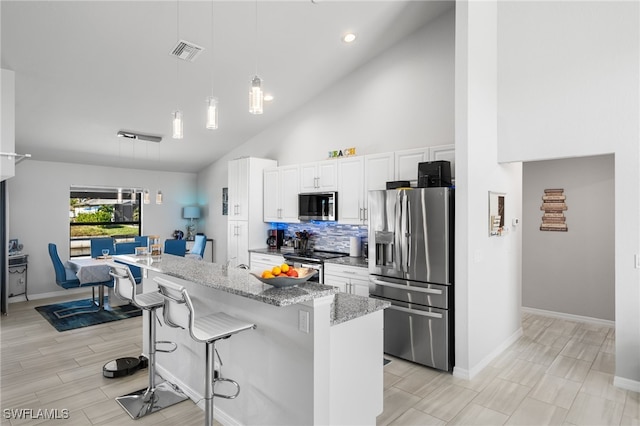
[{"left": 182, "top": 206, "right": 201, "bottom": 219}]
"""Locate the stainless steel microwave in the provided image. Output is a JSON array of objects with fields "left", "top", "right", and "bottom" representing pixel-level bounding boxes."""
[{"left": 298, "top": 192, "right": 337, "bottom": 221}]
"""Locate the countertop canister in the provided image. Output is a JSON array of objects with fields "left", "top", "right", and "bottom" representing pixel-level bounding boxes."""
[{"left": 349, "top": 236, "right": 362, "bottom": 257}]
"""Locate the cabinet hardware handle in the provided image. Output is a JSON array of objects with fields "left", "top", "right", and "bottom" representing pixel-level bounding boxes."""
[
  {"left": 386, "top": 304, "right": 443, "bottom": 319},
  {"left": 370, "top": 278, "right": 443, "bottom": 295}
]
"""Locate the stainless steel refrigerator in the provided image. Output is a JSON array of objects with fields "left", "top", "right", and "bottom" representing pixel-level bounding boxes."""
[{"left": 368, "top": 187, "right": 454, "bottom": 371}]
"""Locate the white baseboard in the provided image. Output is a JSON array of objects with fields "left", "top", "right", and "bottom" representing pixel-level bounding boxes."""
[
  {"left": 613, "top": 376, "right": 640, "bottom": 393},
  {"left": 453, "top": 326, "right": 523, "bottom": 381},
  {"left": 522, "top": 306, "right": 615, "bottom": 328}
]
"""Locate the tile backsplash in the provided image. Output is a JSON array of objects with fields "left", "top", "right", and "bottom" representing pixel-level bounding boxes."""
[{"left": 274, "top": 222, "right": 367, "bottom": 254}]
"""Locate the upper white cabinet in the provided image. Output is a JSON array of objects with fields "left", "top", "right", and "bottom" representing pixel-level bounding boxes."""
[
  {"left": 264, "top": 164, "right": 300, "bottom": 223},
  {"left": 337, "top": 153, "right": 394, "bottom": 225},
  {"left": 1, "top": 69, "right": 16, "bottom": 182},
  {"left": 228, "top": 158, "right": 250, "bottom": 221},
  {"left": 394, "top": 148, "right": 429, "bottom": 184},
  {"left": 429, "top": 144, "right": 455, "bottom": 181},
  {"left": 300, "top": 160, "right": 337, "bottom": 193},
  {"left": 337, "top": 157, "right": 364, "bottom": 224},
  {"left": 227, "top": 157, "right": 276, "bottom": 268}
]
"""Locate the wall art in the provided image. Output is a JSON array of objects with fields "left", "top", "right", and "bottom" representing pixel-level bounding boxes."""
[{"left": 540, "top": 188, "right": 567, "bottom": 232}]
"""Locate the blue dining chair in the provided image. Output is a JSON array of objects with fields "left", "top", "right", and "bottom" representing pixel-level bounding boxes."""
[
  {"left": 164, "top": 239, "right": 186, "bottom": 257},
  {"left": 134, "top": 235, "right": 148, "bottom": 248},
  {"left": 114, "top": 242, "right": 143, "bottom": 283},
  {"left": 90, "top": 238, "right": 114, "bottom": 258},
  {"left": 48, "top": 243, "right": 108, "bottom": 318},
  {"left": 186, "top": 234, "right": 206, "bottom": 260}
]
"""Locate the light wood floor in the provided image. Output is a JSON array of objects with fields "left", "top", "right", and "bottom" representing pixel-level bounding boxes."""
[{"left": 1, "top": 296, "right": 638, "bottom": 425}]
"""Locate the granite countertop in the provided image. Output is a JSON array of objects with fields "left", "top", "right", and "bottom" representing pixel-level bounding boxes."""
[
  {"left": 324, "top": 256, "right": 368, "bottom": 268},
  {"left": 331, "top": 293, "right": 390, "bottom": 326},
  {"left": 121, "top": 254, "right": 338, "bottom": 307}
]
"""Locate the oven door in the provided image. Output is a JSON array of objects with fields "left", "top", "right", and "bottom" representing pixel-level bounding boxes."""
[{"left": 286, "top": 260, "right": 323, "bottom": 284}]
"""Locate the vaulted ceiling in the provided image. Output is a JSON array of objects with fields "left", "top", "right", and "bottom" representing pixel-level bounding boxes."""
[{"left": 1, "top": 1, "right": 453, "bottom": 173}]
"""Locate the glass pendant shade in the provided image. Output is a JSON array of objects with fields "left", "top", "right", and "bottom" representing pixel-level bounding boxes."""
[
  {"left": 156, "top": 190, "right": 163, "bottom": 205},
  {"left": 143, "top": 189, "right": 150, "bottom": 204},
  {"left": 206, "top": 97, "right": 219, "bottom": 129},
  {"left": 172, "top": 110, "right": 184, "bottom": 139},
  {"left": 131, "top": 189, "right": 136, "bottom": 202},
  {"left": 117, "top": 188, "right": 123, "bottom": 204},
  {"left": 249, "top": 75, "right": 264, "bottom": 114}
]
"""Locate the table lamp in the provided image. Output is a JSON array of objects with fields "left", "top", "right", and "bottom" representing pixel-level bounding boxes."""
[{"left": 182, "top": 206, "right": 201, "bottom": 240}]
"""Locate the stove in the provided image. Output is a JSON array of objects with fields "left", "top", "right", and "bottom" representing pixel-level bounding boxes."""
[
  {"left": 282, "top": 251, "right": 348, "bottom": 284},
  {"left": 282, "top": 250, "right": 348, "bottom": 263}
]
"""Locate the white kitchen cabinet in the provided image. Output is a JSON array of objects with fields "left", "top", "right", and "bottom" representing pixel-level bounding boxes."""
[
  {"left": 1, "top": 69, "right": 16, "bottom": 182},
  {"left": 227, "top": 157, "right": 277, "bottom": 268},
  {"left": 250, "top": 252, "right": 285, "bottom": 274},
  {"left": 228, "top": 158, "right": 249, "bottom": 221},
  {"left": 338, "top": 153, "right": 394, "bottom": 225},
  {"left": 299, "top": 160, "right": 337, "bottom": 193},
  {"left": 337, "top": 156, "right": 364, "bottom": 224},
  {"left": 429, "top": 144, "right": 455, "bottom": 181},
  {"left": 263, "top": 164, "right": 300, "bottom": 223},
  {"left": 324, "top": 263, "right": 369, "bottom": 297},
  {"left": 395, "top": 147, "right": 429, "bottom": 184},
  {"left": 228, "top": 221, "right": 249, "bottom": 267}
]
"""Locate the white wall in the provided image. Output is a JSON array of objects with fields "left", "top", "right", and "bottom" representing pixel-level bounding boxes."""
[
  {"left": 7, "top": 160, "right": 197, "bottom": 298},
  {"left": 198, "top": 8, "right": 456, "bottom": 263},
  {"left": 497, "top": 1, "right": 640, "bottom": 389},
  {"left": 523, "top": 155, "right": 615, "bottom": 321},
  {"left": 454, "top": 0, "right": 523, "bottom": 379}
]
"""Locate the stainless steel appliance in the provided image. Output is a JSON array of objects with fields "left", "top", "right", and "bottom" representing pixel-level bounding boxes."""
[
  {"left": 283, "top": 250, "right": 347, "bottom": 284},
  {"left": 368, "top": 187, "right": 454, "bottom": 371},
  {"left": 298, "top": 192, "right": 337, "bottom": 221}
]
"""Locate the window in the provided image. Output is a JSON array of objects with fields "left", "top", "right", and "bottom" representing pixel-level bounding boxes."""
[{"left": 69, "top": 187, "right": 142, "bottom": 257}]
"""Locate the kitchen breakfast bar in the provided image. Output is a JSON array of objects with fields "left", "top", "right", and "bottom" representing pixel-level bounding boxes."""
[{"left": 113, "top": 254, "right": 388, "bottom": 425}]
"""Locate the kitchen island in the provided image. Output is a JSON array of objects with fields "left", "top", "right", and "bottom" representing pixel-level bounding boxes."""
[{"left": 114, "top": 254, "right": 388, "bottom": 425}]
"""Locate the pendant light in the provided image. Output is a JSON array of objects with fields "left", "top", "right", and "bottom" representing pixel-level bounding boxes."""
[
  {"left": 156, "top": 190, "right": 163, "bottom": 205},
  {"left": 206, "top": 0, "right": 219, "bottom": 129},
  {"left": 249, "top": 0, "right": 263, "bottom": 114},
  {"left": 131, "top": 189, "right": 136, "bottom": 202},
  {"left": 172, "top": 0, "right": 184, "bottom": 139},
  {"left": 143, "top": 189, "right": 151, "bottom": 204},
  {"left": 117, "top": 188, "right": 123, "bottom": 204}
]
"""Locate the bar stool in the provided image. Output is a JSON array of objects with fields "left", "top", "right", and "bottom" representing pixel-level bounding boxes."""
[
  {"left": 154, "top": 276, "right": 256, "bottom": 426},
  {"left": 107, "top": 262, "right": 188, "bottom": 419}
]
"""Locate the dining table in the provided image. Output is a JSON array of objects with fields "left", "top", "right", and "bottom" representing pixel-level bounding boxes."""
[{"left": 66, "top": 257, "right": 123, "bottom": 309}]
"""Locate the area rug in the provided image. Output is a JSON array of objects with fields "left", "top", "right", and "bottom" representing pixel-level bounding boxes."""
[{"left": 35, "top": 298, "right": 142, "bottom": 332}]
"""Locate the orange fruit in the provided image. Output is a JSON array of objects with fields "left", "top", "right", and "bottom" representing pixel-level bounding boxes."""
[
  {"left": 280, "top": 263, "right": 290, "bottom": 273},
  {"left": 261, "top": 270, "right": 274, "bottom": 279},
  {"left": 271, "top": 266, "right": 281, "bottom": 276}
]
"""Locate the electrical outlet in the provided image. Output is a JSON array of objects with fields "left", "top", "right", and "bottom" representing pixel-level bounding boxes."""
[{"left": 298, "top": 310, "right": 310, "bottom": 333}]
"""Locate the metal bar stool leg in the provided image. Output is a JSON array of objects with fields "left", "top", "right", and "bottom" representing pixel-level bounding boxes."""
[
  {"left": 205, "top": 341, "right": 215, "bottom": 426},
  {"left": 116, "top": 307, "right": 187, "bottom": 419}
]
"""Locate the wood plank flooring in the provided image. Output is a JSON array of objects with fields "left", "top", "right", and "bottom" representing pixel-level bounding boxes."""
[{"left": 1, "top": 296, "right": 638, "bottom": 425}]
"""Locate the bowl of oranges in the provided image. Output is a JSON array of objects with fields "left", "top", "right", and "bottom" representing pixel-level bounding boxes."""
[{"left": 252, "top": 263, "right": 318, "bottom": 288}]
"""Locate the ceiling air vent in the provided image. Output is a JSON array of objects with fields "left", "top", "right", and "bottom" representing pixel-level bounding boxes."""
[{"left": 170, "top": 40, "right": 204, "bottom": 62}]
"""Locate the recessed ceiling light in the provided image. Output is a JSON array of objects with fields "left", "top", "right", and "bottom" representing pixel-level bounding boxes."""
[
  {"left": 342, "top": 33, "right": 357, "bottom": 43},
  {"left": 264, "top": 94, "right": 274, "bottom": 102}
]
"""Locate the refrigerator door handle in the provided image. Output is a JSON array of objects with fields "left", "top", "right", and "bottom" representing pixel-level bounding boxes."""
[
  {"left": 385, "top": 303, "right": 443, "bottom": 319},
  {"left": 370, "top": 278, "right": 443, "bottom": 295}
]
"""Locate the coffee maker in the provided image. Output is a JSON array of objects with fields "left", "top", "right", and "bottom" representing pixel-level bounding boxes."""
[{"left": 267, "top": 229, "right": 284, "bottom": 249}]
